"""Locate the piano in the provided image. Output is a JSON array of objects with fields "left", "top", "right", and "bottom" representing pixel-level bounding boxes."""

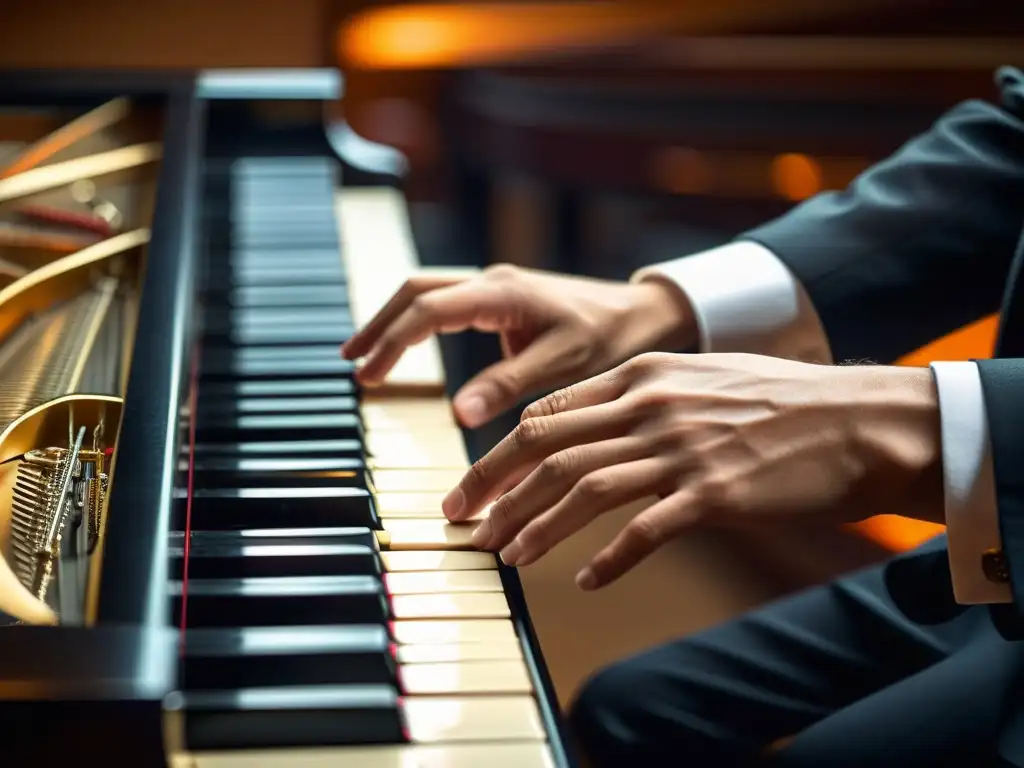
[{"left": 0, "top": 69, "right": 572, "bottom": 767}]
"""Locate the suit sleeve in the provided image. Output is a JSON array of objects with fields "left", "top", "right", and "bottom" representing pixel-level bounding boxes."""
[
  {"left": 974, "top": 358, "right": 1024, "bottom": 617},
  {"left": 742, "top": 66, "right": 1024, "bottom": 364}
]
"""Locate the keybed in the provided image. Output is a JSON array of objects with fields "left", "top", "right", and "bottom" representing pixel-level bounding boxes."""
[{"left": 169, "top": 154, "right": 556, "bottom": 767}]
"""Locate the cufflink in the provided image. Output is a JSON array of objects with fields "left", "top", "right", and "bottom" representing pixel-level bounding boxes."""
[{"left": 982, "top": 548, "right": 1010, "bottom": 584}]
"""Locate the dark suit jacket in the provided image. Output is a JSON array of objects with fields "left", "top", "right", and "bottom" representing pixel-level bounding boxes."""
[{"left": 738, "top": 66, "right": 1024, "bottom": 636}]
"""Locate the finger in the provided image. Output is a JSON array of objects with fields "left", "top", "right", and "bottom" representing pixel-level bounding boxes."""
[
  {"left": 501, "top": 456, "right": 671, "bottom": 567},
  {"left": 358, "top": 280, "right": 511, "bottom": 385},
  {"left": 521, "top": 360, "right": 633, "bottom": 421},
  {"left": 342, "top": 274, "right": 464, "bottom": 359},
  {"left": 452, "top": 328, "right": 591, "bottom": 428},
  {"left": 442, "top": 399, "right": 634, "bottom": 521},
  {"left": 576, "top": 490, "right": 702, "bottom": 591},
  {"left": 477, "top": 436, "right": 653, "bottom": 551}
]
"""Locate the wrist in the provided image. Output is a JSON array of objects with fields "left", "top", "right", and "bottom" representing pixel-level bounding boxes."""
[
  {"left": 626, "top": 278, "right": 700, "bottom": 353},
  {"left": 841, "top": 366, "right": 945, "bottom": 523}
]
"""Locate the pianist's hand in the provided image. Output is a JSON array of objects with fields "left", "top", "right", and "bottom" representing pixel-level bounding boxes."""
[
  {"left": 442, "top": 352, "right": 944, "bottom": 589},
  {"left": 342, "top": 265, "right": 696, "bottom": 427}
]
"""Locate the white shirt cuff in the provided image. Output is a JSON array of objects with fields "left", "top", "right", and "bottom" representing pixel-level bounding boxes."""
[
  {"left": 631, "top": 241, "right": 833, "bottom": 363},
  {"left": 930, "top": 361, "right": 1012, "bottom": 604}
]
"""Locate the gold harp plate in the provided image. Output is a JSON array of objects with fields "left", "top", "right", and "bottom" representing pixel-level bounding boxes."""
[
  {"left": 0, "top": 393, "right": 122, "bottom": 625},
  {"left": 0, "top": 228, "right": 147, "bottom": 345}
]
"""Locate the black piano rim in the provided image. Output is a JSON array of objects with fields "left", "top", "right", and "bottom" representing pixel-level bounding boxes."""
[{"left": 0, "top": 69, "right": 202, "bottom": 765}]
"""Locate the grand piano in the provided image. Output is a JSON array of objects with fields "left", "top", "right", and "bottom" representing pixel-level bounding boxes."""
[{"left": 0, "top": 69, "right": 571, "bottom": 767}]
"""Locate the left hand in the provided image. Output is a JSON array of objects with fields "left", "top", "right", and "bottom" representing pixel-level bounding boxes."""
[{"left": 442, "top": 352, "right": 943, "bottom": 590}]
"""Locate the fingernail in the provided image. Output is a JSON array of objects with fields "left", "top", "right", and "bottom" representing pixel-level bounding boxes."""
[
  {"left": 575, "top": 567, "right": 597, "bottom": 590},
  {"left": 471, "top": 518, "right": 492, "bottom": 549},
  {"left": 500, "top": 540, "right": 522, "bottom": 566},
  {"left": 442, "top": 487, "right": 465, "bottom": 520},
  {"left": 455, "top": 394, "right": 488, "bottom": 428}
]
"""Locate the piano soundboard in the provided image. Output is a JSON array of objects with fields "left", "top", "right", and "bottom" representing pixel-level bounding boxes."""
[{"left": 0, "top": 71, "right": 573, "bottom": 767}]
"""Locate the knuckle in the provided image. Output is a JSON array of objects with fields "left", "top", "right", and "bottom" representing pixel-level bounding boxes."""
[
  {"left": 464, "top": 458, "right": 490, "bottom": 490},
  {"left": 625, "top": 515, "right": 662, "bottom": 547},
  {"left": 515, "top": 521, "right": 545, "bottom": 553},
  {"left": 628, "top": 351, "right": 672, "bottom": 375},
  {"left": 512, "top": 416, "right": 546, "bottom": 448},
  {"left": 575, "top": 471, "right": 614, "bottom": 501},
  {"left": 627, "top": 386, "right": 676, "bottom": 414},
  {"left": 538, "top": 449, "right": 577, "bottom": 483},
  {"left": 523, "top": 388, "right": 567, "bottom": 420},
  {"left": 696, "top": 475, "right": 736, "bottom": 515},
  {"left": 374, "top": 331, "right": 401, "bottom": 360},
  {"left": 488, "top": 495, "right": 512, "bottom": 530},
  {"left": 484, "top": 263, "right": 520, "bottom": 281},
  {"left": 407, "top": 294, "right": 437, "bottom": 321},
  {"left": 520, "top": 400, "right": 546, "bottom": 421}
]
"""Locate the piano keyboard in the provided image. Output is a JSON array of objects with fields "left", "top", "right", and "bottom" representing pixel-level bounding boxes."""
[{"left": 170, "top": 155, "right": 555, "bottom": 767}]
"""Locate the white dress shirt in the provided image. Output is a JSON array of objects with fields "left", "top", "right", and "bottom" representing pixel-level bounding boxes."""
[{"left": 633, "top": 241, "right": 1011, "bottom": 605}]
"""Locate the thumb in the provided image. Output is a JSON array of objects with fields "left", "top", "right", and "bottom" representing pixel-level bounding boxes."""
[{"left": 453, "top": 330, "right": 583, "bottom": 428}]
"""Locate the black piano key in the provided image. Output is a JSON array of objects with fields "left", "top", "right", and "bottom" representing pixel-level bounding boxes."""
[
  {"left": 229, "top": 232, "right": 343, "bottom": 249},
  {"left": 188, "top": 461, "right": 368, "bottom": 491},
  {"left": 191, "top": 439, "right": 363, "bottom": 460},
  {"left": 210, "top": 344, "right": 347, "bottom": 361},
  {"left": 201, "top": 357, "right": 354, "bottom": 379},
  {"left": 204, "top": 285, "right": 349, "bottom": 308},
  {"left": 200, "top": 352, "right": 354, "bottom": 380},
  {"left": 205, "top": 306, "right": 352, "bottom": 328},
  {"left": 198, "top": 378, "right": 355, "bottom": 398},
  {"left": 207, "top": 265, "right": 346, "bottom": 287},
  {"left": 191, "top": 456, "right": 366, "bottom": 473},
  {"left": 192, "top": 456, "right": 365, "bottom": 472},
  {"left": 230, "top": 156, "right": 336, "bottom": 175},
  {"left": 182, "top": 625, "right": 397, "bottom": 690},
  {"left": 206, "top": 324, "right": 354, "bottom": 347},
  {"left": 172, "top": 575, "right": 390, "bottom": 627},
  {"left": 185, "top": 486, "right": 378, "bottom": 529},
  {"left": 171, "top": 527, "right": 380, "bottom": 549},
  {"left": 169, "top": 539, "right": 382, "bottom": 579},
  {"left": 196, "top": 396, "right": 358, "bottom": 416},
  {"left": 180, "top": 684, "right": 405, "bottom": 750},
  {"left": 223, "top": 248, "right": 342, "bottom": 263},
  {"left": 194, "top": 412, "right": 362, "bottom": 442},
  {"left": 192, "top": 437, "right": 363, "bottom": 456}
]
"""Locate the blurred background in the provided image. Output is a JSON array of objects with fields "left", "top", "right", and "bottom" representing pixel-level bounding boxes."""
[{"left": 2, "top": 0, "right": 1021, "bottom": 707}]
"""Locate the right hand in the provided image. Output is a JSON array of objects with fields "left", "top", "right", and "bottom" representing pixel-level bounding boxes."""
[{"left": 341, "top": 264, "right": 697, "bottom": 428}]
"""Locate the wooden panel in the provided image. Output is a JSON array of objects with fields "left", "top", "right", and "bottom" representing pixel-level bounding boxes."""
[{"left": 0, "top": 0, "right": 341, "bottom": 69}]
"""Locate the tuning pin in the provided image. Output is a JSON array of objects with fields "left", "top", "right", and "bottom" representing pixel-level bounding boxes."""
[{"left": 70, "top": 179, "right": 123, "bottom": 232}]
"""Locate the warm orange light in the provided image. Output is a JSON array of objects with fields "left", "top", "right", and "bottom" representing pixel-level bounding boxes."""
[
  {"left": 851, "top": 516, "right": 947, "bottom": 552},
  {"left": 340, "top": 2, "right": 678, "bottom": 70},
  {"left": 896, "top": 313, "right": 998, "bottom": 367},
  {"left": 771, "top": 153, "right": 822, "bottom": 201}
]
